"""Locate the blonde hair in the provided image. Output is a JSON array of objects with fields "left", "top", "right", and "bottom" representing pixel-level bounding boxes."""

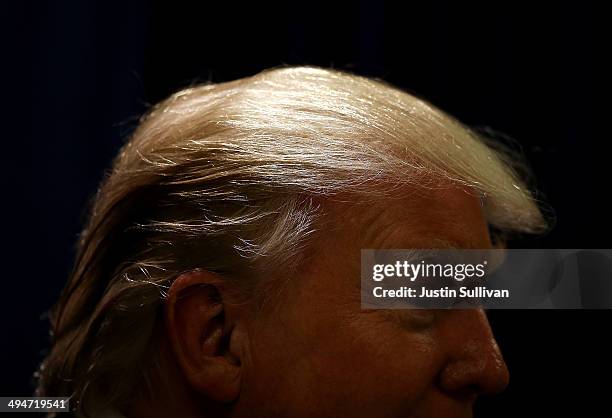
[{"left": 37, "top": 66, "right": 546, "bottom": 415}]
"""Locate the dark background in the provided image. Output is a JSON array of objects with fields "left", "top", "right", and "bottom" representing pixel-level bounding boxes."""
[{"left": 2, "top": 0, "right": 609, "bottom": 416}]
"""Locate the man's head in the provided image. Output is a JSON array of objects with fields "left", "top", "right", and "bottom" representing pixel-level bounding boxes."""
[{"left": 38, "top": 67, "right": 545, "bottom": 417}]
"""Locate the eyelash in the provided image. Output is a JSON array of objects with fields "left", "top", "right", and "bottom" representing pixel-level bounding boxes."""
[{"left": 388, "top": 309, "right": 436, "bottom": 331}]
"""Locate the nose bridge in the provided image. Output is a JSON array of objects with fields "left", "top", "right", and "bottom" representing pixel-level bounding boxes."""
[{"left": 438, "top": 310, "right": 510, "bottom": 396}]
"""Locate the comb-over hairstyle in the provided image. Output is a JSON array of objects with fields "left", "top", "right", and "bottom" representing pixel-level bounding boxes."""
[{"left": 37, "top": 66, "right": 546, "bottom": 416}]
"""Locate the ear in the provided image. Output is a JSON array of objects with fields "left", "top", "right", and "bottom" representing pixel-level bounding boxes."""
[{"left": 165, "top": 270, "right": 243, "bottom": 403}]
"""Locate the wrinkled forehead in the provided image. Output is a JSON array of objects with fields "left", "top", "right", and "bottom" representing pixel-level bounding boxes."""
[
  {"left": 281, "top": 182, "right": 493, "bottom": 301},
  {"left": 318, "top": 182, "right": 492, "bottom": 252}
]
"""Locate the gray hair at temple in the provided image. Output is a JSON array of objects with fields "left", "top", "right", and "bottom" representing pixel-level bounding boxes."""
[{"left": 36, "top": 66, "right": 547, "bottom": 416}]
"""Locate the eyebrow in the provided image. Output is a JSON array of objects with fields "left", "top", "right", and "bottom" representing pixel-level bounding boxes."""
[{"left": 389, "top": 237, "right": 492, "bottom": 251}]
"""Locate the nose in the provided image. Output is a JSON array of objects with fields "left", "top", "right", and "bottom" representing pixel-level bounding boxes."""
[{"left": 437, "top": 310, "right": 510, "bottom": 398}]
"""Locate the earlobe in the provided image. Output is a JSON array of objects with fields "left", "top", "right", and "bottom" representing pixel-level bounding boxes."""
[{"left": 165, "top": 270, "right": 242, "bottom": 403}]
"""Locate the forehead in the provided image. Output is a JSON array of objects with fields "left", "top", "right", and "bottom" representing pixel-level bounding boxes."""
[
  {"left": 320, "top": 183, "right": 492, "bottom": 251},
  {"left": 285, "top": 183, "right": 494, "bottom": 305}
]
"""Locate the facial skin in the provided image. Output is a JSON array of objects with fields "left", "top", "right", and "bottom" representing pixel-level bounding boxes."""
[{"left": 131, "top": 184, "right": 509, "bottom": 418}]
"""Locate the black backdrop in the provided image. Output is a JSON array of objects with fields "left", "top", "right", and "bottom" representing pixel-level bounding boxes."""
[{"left": 2, "top": 0, "right": 609, "bottom": 416}]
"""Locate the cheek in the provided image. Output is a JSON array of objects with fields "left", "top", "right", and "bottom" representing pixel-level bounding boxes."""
[
  {"left": 289, "top": 313, "right": 446, "bottom": 416},
  {"left": 325, "top": 315, "right": 444, "bottom": 405},
  {"left": 239, "top": 311, "right": 446, "bottom": 418}
]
